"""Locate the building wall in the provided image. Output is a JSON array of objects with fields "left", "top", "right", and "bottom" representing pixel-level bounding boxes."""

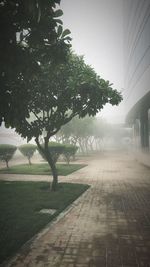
[{"left": 124, "top": 0, "right": 150, "bottom": 166}]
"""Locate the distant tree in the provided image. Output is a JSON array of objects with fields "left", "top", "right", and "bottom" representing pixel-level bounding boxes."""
[
  {"left": 78, "top": 117, "right": 95, "bottom": 153},
  {"left": 60, "top": 116, "right": 95, "bottom": 154},
  {"left": 93, "top": 118, "right": 109, "bottom": 151},
  {"left": 54, "top": 122, "right": 73, "bottom": 144},
  {"left": 19, "top": 144, "right": 37, "bottom": 165},
  {"left": 13, "top": 52, "right": 122, "bottom": 191},
  {"left": 63, "top": 145, "right": 78, "bottom": 164},
  {"left": 0, "top": 144, "right": 17, "bottom": 168},
  {"left": 0, "top": 0, "right": 71, "bottom": 127}
]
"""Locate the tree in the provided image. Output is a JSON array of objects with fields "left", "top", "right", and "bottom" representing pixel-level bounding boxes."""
[
  {"left": 19, "top": 144, "right": 37, "bottom": 165},
  {"left": 12, "top": 52, "right": 122, "bottom": 191},
  {"left": 59, "top": 116, "right": 96, "bottom": 154},
  {"left": 0, "top": 0, "right": 71, "bottom": 127},
  {"left": 74, "top": 117, "right": 95, "bottom": 154},
  {"left": 59, "top": 116, "right": 110, "bottom": 153},
  {"left": 73, "top": 117, "right": 94, "bottom": 154},
  {"left": 55, "top": 122, "right": 73, "bottom": 144},
  {"left": 38, "top": 142, "right": 65, "bottom": 164},
  {"left": 93, "top": 118, "right": 109, "bottom": 151},
  {"left": 63, "top": 145, "right": 78, "bottom": 164},
  {"left": 0, "top": 144, "right": 17, "bottom": 168}
]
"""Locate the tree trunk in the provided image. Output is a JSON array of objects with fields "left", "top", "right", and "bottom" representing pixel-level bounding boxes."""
[
  {"left": 84, "top": 139, "right": 89, "bottom": 154},
  {"left": 6, "top": 160, "right": 9, "bottom": 169},
  {"left": 35, "top": 137, "right": 58, "bottom": 191},
  {"left": 46, "top": 154, "right": 58, "bottom": 191},
  {"left": 28, "top": 157, "right": 31, "bottom": 165},
  {"left": 79, "top": 140, "right": 84, "bottom": 154}
]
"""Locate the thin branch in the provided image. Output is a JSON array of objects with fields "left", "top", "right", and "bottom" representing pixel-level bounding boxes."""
[
  {"left": 46, "top": 108, "right": 53, "bottom": 121},
  {"left": 42, "top": 110, "right": 45, "bottom": 121},
  {"left": 31, "top": 110, "right": 42, "bottom": 122},
  {"left": 35, "top": 136, "right": 44, "bottom": 152},
  {"left": 63, "top": 112, "right": 78, "bottom": 126},
  {"left": 17, "top": 31, "right": 30, "bottom": 45}
]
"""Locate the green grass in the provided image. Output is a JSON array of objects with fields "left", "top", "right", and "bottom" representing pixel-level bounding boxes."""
[
  {"left": 0, "top": 181, "right": 90, "bottom": 264},
  {"left": 0, "top": 163, "right": 87, "bottom": 176}
]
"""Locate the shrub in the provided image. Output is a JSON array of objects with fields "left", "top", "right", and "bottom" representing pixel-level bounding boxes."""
[
  {"left": 0, "top": 144, "right": 17, "bottom": 168},
  {"left": 19, "top": 144, "right": 37, "bottom": 165},
  {"left": 63, "top": 145, "right": 78, "bottom": 165},
  {"left": 39, "top": 142, "right": 65, "bottom": 164}
]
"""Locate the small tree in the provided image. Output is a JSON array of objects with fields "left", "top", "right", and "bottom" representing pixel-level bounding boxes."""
[
  {"left": 63, "top": 145, "right": 78, "bottom": 165},
  {"left": 39, "top": 142, "right": 65, "bottom": 164},
  {"left": 93, "top": 118, "right": 109, "bottom": 151},
  {"left": 0, "top": 144, "right": 17, "bottom": 168},
  {"left": 19, "top": 144, "right": 37, "bottom": 165},
  {"left": 12, "top": 52, "right": 122, "bottom": 191}
]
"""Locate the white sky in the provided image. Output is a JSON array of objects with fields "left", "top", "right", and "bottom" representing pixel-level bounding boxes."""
[{"left": 60, "top": 0, "right": 125, "bottom": 123}]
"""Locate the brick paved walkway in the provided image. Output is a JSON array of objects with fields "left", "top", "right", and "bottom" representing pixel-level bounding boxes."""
[{"left": 3, "top": 151, "right": 150, "bottom": 267}]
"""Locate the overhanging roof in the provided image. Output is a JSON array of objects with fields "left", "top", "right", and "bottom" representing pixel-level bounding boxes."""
[{"left": 126, "top": 91, "right": 150, "bottom": 125}]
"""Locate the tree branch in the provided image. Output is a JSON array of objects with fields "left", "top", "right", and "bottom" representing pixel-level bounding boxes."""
[
  {"left": 17, "top": 31, "right": 30, "bottom": 45},
  {"left": 31, "top": 110, "right": 42, "bottom": 122}
]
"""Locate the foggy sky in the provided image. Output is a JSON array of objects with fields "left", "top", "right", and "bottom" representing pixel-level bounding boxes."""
[{"left": 60, "top": 0, "right": 125, "bottom": 123}]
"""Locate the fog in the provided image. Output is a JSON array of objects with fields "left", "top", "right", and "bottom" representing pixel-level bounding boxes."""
[
  {"left": 0, "top": 111, "right": 132, "bottom": 172},
  {"left": 54, "top": 116, "right": 132, "bottom": 153},
  {"left": 61, "top": 0, "right": 125, "bottom": 123}
]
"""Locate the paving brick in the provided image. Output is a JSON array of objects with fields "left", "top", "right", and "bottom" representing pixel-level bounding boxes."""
[{"left": 3, "top": 151, "right": 150, "bottom": 267}]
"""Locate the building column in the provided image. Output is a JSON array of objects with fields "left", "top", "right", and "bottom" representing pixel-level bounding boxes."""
[{"left": 140, "top": 109, "right": 149, "bottom": 148}]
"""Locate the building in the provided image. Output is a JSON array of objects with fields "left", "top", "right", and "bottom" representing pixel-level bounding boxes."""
[{"left": 124, "top": 0, "right": 150, "bottom": 166}]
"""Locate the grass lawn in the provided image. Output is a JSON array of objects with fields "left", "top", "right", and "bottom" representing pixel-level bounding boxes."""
[
  {"left": 0, "top": 181, "right": 89, "bottom": 264},
  {"left": 0, "top": 163, "right": 87, "bottom": 176}
]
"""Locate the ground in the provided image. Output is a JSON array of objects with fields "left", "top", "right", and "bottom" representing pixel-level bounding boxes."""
[{"left": 1, "top": 150, "right": 150, "bottom": 267}]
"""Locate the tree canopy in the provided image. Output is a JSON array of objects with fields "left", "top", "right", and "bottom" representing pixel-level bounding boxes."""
[
  {"left": 15, "top": 52, "right": 122, "bottom": 142},
  {"left": 0, "top": 144, "right": 17, "bottom": 168},
  {"left": 0, "top": 0, "right": 71, "bottom": 127},
  {"left": 11, "top": 51, "right": 122, "bottom": 190},
  {"left": 19, "top": 144, "right": 37, "bottom": 165}
]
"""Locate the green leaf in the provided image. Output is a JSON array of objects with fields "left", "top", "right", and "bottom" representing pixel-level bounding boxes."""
[
  {"left": 62, "top": 29, "right": 71, "bottom": 38},
  {"left": 57, "top": 25, "right": 63, "bottom": 37},
  {"left": 54, "top": 19, "right": 63, "bottom": 25},
  {"left": 63, "top": 36, "right": 72, "bottom": 42},
  {"left": 27, "top": 136, "right": 32, "bottom": 143},
  {"left": 55, "top": 0, "right": 61, "bottom": 4},
  {"left": 37, "top": 7, "right": 41, "bottom": 23},
  {"left": 54, "top": 9, "right": 63, "bottom": 17}
]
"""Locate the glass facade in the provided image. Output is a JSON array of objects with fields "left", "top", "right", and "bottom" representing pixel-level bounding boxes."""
[
  {"left": 124, "top": 0, "right": 150, "bottom": 113},
  {"left": 133, "top": 119, "right": 140, "bottom": 148},
  {"left": 124, "top": 0, "right": 150, "bottom": 165},
  {"left": 148, "top": 109, "right": 150, "bottom": 147}
]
